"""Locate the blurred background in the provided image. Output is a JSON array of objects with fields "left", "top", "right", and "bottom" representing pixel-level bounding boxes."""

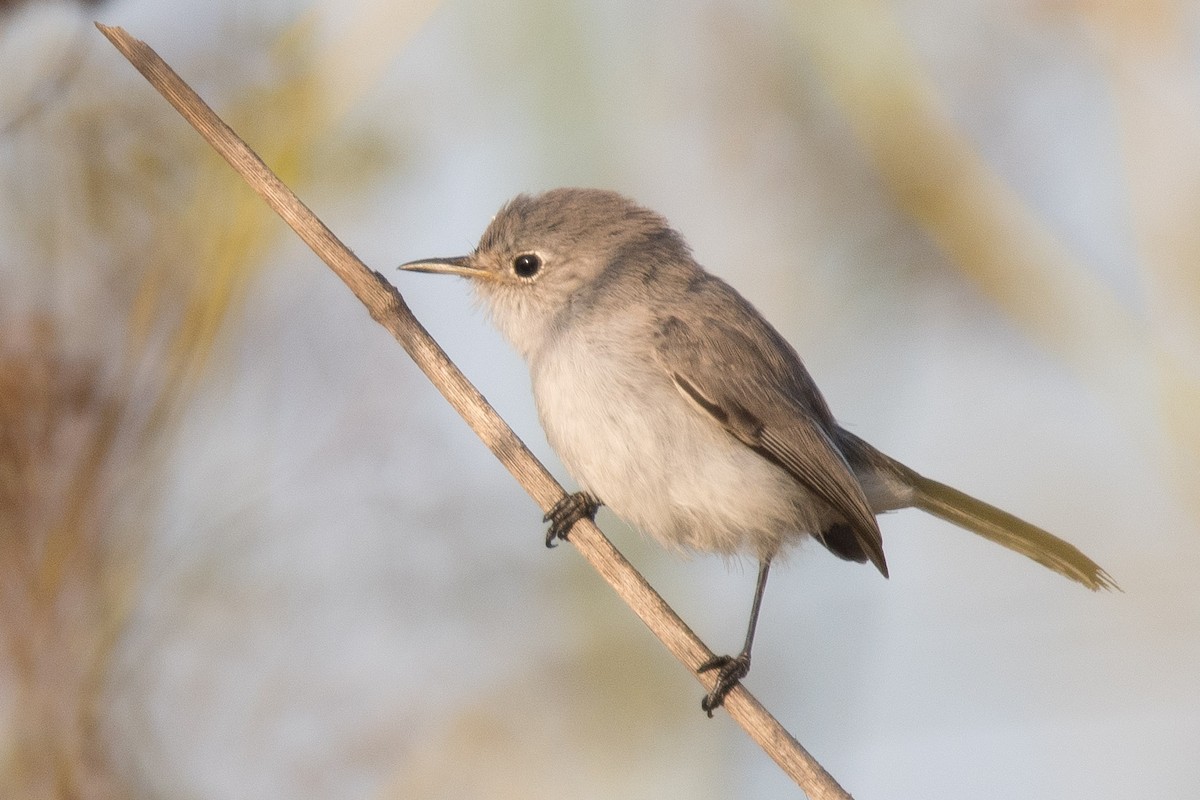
[{"left": 1, "top": 0, "right": 1197, "bottom": 797}]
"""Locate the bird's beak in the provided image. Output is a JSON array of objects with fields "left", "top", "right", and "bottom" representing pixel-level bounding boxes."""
[{"left": 398, "top": 255, "right": 488, "bottom": 279}]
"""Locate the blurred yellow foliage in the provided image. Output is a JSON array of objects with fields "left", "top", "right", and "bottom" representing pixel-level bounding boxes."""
[
  {"left": 0, "top": 10, "right": 336, "bottom": 797},
  {"left": 793, "top": 0, "right": 1200, "bottom": 500}
]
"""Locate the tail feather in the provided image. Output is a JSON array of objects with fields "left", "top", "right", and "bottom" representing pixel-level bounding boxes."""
[
  {"left": 834, "top": 427, "right": 1118, "bottom": 591},
  {"left": 910, "top": 474, "right": 1119, "bottom": 591}
]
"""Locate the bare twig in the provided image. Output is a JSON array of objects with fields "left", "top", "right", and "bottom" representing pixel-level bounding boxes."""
[{"left": 96, "top": 23, "right": 853, "bottom": 799}]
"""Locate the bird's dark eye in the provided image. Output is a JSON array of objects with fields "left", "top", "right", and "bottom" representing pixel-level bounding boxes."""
[{"left": 513, "top": 253, "right": 542, "bottom": 279}]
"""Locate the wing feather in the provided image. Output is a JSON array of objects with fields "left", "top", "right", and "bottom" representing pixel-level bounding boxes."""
[{"left": 656, "top": 313, "right": 887, "bottom": 574}]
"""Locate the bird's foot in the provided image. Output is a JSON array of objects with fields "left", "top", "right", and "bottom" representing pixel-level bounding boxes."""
[
  {"left": 697, "top": 652, "right": 751, "bottom": 717},
  {"left": 543, "top": 492, "right": 601, "bottom": 547}
]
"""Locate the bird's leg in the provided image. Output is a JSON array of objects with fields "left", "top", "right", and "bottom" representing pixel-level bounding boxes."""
[
  {"left": 543, "top": 491, "right": 602, "bottom": 547},
  {"left": 698, "top": 558, "right": 772, "bottom": 717}
]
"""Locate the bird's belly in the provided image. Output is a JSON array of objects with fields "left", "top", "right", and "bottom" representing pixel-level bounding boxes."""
[{"left": 531, "top": 348, "right": 820, "bottom": 559}]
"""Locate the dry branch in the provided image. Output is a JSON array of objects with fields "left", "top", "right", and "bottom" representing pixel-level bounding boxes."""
[{"left": 95, "top": 23, "right": 853, "bottom": 799}]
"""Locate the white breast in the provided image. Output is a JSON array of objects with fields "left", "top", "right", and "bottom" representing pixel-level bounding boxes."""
[{"left": 528, "top": 320, "right": 821, "bottom": 560}]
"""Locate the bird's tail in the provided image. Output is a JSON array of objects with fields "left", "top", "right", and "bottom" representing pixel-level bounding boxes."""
[
  {"left": 835, "top": 428, "right": 1118, "bottom": 591},
  {"left": 908, "top": 472, "right": 1118, "bottom": 591}
]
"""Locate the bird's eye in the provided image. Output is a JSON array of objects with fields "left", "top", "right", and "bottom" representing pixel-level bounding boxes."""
[{"left": 513, "top": 253, "right": 542, "bottom": 279}]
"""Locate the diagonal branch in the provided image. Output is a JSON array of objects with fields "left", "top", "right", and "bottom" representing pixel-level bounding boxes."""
[{"left": 95, "top": 23, "right": 852, "bottom": 799}]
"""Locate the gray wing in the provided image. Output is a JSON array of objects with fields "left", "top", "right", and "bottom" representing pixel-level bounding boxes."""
[{"left": 653, "top": 311, "right": 887, "bottom": 575}]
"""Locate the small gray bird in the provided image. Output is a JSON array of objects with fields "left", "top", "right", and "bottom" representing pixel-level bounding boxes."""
[{"left": 400, "top": 187, "right": 1116, "bottom": 715}]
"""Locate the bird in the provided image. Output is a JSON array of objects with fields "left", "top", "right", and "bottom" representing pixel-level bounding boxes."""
[{"left": 399, "top": 187, "right": 1117, "bottom": 715}]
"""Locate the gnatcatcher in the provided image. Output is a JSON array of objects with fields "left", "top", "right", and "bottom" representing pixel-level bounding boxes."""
[{"left": 400, "top": 187, "right": 1116, "bottom": 715}]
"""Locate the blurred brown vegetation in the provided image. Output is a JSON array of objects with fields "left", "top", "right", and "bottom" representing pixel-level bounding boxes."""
[{"left": 0, "top": 6, "right": 331, "bottom": 796}]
